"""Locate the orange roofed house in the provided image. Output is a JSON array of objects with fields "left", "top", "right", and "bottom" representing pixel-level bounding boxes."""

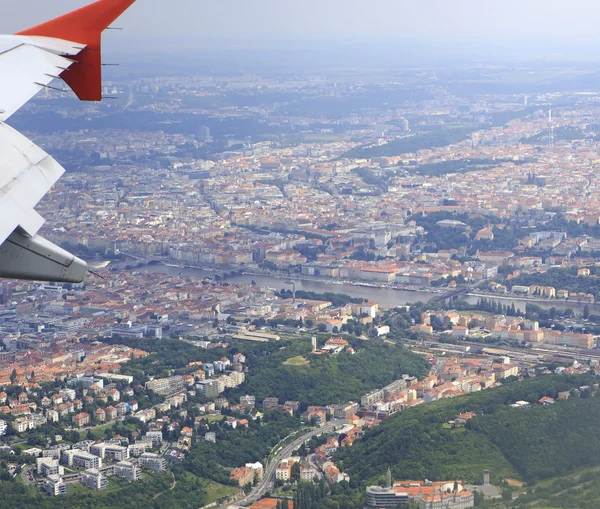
[
  {"left": 72, "top": 412, "right": 90, "bottom": 428},
  {"left": 230, "top": 466, "right": 255, "bottom": 487},
  {"left": 419, "top": 489, "right": 474, "bottom": 509}
]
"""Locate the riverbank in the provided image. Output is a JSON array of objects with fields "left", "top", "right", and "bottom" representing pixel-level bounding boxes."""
[
  {"left": 128, "top": 261, "right": 597, "bottom": 314},
  {"left": 154, "top": 263, "right": 446, "bottom": 295},
  {"left": 466, "top": 291, "right": 600, "bottom": 312}
]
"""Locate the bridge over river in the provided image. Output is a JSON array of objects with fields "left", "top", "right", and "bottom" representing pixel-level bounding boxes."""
[{"left": 428, "top": 286, "right": 475, "bottom": 304}]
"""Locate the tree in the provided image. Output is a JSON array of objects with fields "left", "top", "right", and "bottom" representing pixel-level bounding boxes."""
[
  {"left": 430, "top": 315, "right": 444, "bottom": 331},
  {"left": 9, "top": 369, "right": 16, "bottom": 384},
  {"left": 350, "top": 245, "right": 376, "bottom": 262},
  {"left": 291, "top": 461, "right": 301, "bottom": 482},
  {"left": 473, "top": 490, "right": 484, "bottom": 506}
]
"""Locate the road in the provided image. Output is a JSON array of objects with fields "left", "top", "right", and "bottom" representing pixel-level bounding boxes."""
[
  {"left": 237, "top": 419, "right": 343, "bottom": 506},
  {"left": 20, "top": 465, "right": 35, "bottom": 485}
]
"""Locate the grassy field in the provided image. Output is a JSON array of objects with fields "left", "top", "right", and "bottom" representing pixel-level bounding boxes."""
[
  {"left": 169, "top": 471, "right": 237, "bottom": 506},
  {"left": 67, "top": 476, "right": 129, "bottom": 496},
  {"left": 89, "top": 423, "right": 114, "bottom": 439},
  {"left": 283, "top": 355, "right": 310, "bottom": 366},
  {"left": 204, "top": 480, "right": 238, "bottom": 504},
  {"left": 203, "top": 414, "right": 225, "bottom": 423},
  {"left": 11, "top": 443, "right": 29, "bottom": 453},
  {"left": 86, "top": 421, "right": 137, "bottom": 440}
]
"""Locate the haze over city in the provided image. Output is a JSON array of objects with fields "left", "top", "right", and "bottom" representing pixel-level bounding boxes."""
[
  {"left": 7, "top": 0, "right": 600, "bottom": 57},
  {"left": 3, "top": 0, "right": 600, "bottom": 508}
]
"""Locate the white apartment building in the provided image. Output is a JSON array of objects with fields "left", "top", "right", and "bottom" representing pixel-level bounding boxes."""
[
  {"left": 90, "top": 443, "right": 129, "bottom": 461},
  {"left": 115, "top": 461, "right": 141, "bottom": 482},
  {"left": 37, "top": 457, "right": 61, "bottom": 476},
  {"left": 44, "top": 474, "right": 67, "bottom": 496},
  {"left": 62, "top": 449, "right": 102, "bottom": 469},
  {"left": 139, "top": 452, "right": 166, "bottom": 471},
  {"left": 80, "top": 468, "right": 108, "bottom": 491}
]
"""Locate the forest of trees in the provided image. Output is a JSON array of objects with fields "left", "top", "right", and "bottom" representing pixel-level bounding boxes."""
[
  {"left": 100, "top": 335, "right": 428, "bottom": 408},
  {"left": 228, "top": 338, "right": 430, "bottom": 406},
  {"left": 342, "top": 127, "right": 474, "bottom": 159},
  {"left": 545, "top": 215, "right": 600, "bottom": 238},
  {"left": 509, "top": 470, "right": 600, "bottom": 508},
  {"left": 185, "top": 409, "right": 301, "bottom": 477},
  {"left": 99, "top": 337, "right": 227, "bottom": 384},
  {"left": 277, "top": 289, "right": 365, "bottom": 306},
  {"left": 508, "top": 266, "right": 600, "bottom": 299},
  {"left": 407, "top": 157, "right": 534, "bottom": 177},
  {"left": 521, "top": 125, "right": 584, "bottom": 144},
  {"left": 471, "top": 391, "right": 600, "bottom": 483},
  {"left": 335, "top": 375, "right": 596, "bottom": 487},
  {"left": 0, "top": 470, "right": 207, "bottom": 509},
  {"left": 348, "top": 245, "right": 377, "bottom": 262},
  {"left": 412, "top": 211, "right": 531, "bottom": 253}
]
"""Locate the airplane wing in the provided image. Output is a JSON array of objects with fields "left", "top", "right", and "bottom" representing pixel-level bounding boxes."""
[{"left": 0, "top": 0, "right": 136, "bottom": 283}]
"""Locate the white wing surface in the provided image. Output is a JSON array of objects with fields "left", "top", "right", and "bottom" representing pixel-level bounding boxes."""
[
  {"left": 0, "top": 35, "right": 83, "bottom": 122},
  {"left": 0, "top": 0, "right": 137, "bottom": 283}
]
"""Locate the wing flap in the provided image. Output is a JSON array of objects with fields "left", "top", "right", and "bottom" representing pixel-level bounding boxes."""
[
  {"left": 0, "top": 229, "right": 87, "bottom": 283},
  {"left": 0, "top": 37, "right": 79, "bottom": 122}
]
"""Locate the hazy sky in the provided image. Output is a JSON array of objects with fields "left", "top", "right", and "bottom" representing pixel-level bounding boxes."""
[{"left": 4, "top": 0, "right": 600, "bottom": 52}]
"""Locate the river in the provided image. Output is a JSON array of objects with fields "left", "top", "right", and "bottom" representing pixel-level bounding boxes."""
[{"left": 124, "top": 262, "right": 599, "bottom": 315}]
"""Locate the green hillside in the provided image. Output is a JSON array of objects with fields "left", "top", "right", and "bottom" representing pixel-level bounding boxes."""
[
  {"left": 229, "top": 339, "right": 430, "bottom": 406},
  {"left": 336, "top": 375, "right": 596, "bottom": 485},
  {"left": 472, "top": 389, "right": 600, "bottom": 482}
]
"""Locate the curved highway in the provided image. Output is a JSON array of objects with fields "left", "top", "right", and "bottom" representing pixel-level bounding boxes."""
[{"left": 238, "top": 419, "right": 343, "bottom": 506}]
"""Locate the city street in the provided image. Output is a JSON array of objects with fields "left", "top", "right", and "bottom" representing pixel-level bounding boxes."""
[{"left": 238, "top": 419, "right": 343, "bottom": 506}]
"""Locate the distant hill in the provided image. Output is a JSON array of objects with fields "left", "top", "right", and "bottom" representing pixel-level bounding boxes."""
[
  {"left": 342, "top": 127, "right": 473, "bottom": 159},
  {"left": 341, "top": 107, "right": 537, "bottom": 160}
]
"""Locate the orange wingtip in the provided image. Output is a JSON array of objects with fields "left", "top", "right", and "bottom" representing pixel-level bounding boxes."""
[{"left": 17, "top": 0, "right": 137, "bottom": 101}]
